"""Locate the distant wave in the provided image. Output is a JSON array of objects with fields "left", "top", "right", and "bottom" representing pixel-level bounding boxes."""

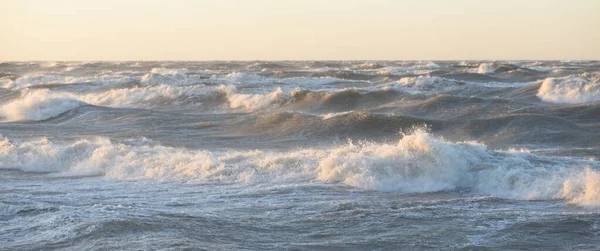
[
  {"left": 382, "top": 76, "right": 465, "bottom": 92},
  {"left": 0, "top": 85, "right": 398, "bottom": 119},
  {"left": 1, "top": 130, "right": 598, "bottom": 206},
  {"left": 220, "top": 87, "right": 401, "bottom": 112},
  {"left": 1, "top": 72, "right": 138, "bottom": 89},
  {"left": 477, "top": 63, "right": 496, "bottom": 74},
  {"left": 537, "top": 76, "right": 600, "bottom": 104},
  {"left": 79, "top": 84, "right": 222, "bottom": 108},
  {"left": 2, "top": 68, "right": 357, "bottom": 90},
  {"left": 374, "top": 62, "right": 440, "bottom": 75}
]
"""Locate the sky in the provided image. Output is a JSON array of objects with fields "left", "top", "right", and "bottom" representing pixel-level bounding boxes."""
[{"left": 1, "top": 0, "right": 599, "bottom": 61}]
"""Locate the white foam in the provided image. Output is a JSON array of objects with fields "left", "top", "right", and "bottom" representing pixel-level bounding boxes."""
[
  {"left": 1, "top": 130, "right": 598, "bottom": 206},
  {"left": 40, "top": 62, "right": 59, "bottom": 68},
  {"left": 561, "top": 168, "right": 600, "bottom": 206},
  {"left": 357, "top": 62, "right": 383, "bottom": 69},
  {"left": 537, "top": 76, "right": 600, "bottom": 104},
  {"left": 320, "top": 111, "right": 356, "bottom": 120},
  {"left": 221, "top": 86, "right": 365, "bottom": 111},
  {"left": 214, "top": 72, "right": 272, "bottom": 85},
  {"left": 213, "top": 72, "right": 355, "bottom": 87},
  {"left": 376, "top": 67, "right": 433, "bottom": 76},
  {"left": 283, "top": 77, "right": 353, "bottom": 87},
  {"left": 0, "top": 84, "right": 231, "bottom": 121},
  {"left": 0, "top": 89, "right": 84, "bottom": 121},
  {"left": 0, "top": 84, "right": 306, "bottom": 116},
  {"left": 424, "top": 62, "right": 440, "bottom": 69},
  {"left": 222, "top": 86, "right": 286, "bottom": 111},
  {"left": 140, "top": 68, "right": 277, "bottom": 86},
  {"left": 140, "top": 68, "right": 202, "bottom": 86},
  {"left": 0, "top": 78, "right": 13, "bottom": 89},
  {"left": 477, "top": 63, "right": 496, "bottom": 74},
  {"left": 387, "top": 76, "right": 460, "bottom": 93},
  {"left": 78, "top": 84, "right": 216, "bottom": 108}
]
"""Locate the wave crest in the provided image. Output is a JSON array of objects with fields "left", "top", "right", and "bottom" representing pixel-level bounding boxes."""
[
  {"left": 79, "top": 84, "right": 219, "bottom": 108},
  {"left": 1, "top": 131, "right": 598, "bottom": 206},
  {"left": 0, "top": 89, "right": 84, "bottom": 121},
  {"left": 537, "top": 76, "right": 600, "bottom": 104}
]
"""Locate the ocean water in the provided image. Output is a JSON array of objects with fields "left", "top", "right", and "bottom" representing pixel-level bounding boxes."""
[{"left": 1, "top": 61, "right": 599, "bottom": 250}]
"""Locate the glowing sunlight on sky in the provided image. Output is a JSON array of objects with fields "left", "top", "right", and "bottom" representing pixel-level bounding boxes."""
[{"left": 1, "top": 0, "right": 599, "bottom": 60}]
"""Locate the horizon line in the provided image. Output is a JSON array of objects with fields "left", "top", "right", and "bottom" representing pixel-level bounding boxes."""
[{"left": 3, "top": 59, "right": 599, "bottom": 62}]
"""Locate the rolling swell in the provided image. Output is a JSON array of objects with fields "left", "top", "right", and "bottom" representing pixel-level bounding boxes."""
[
  {"left": 394, "top": 95, "right": 516, "bottom": 120},
  {"left": 288, "top": 88, "right": 402, "bottom": 112},
  {"left": 447, "top": 113, "right": 600, "bottom": 148},
  {"left": 222, "top": 87, "right": 403, "bottom": 112},
  {"left": 232, "top": 111, "right": 439, "bottom": 138}
]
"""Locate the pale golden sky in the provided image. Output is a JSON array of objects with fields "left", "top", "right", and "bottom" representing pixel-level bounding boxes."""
[{"left": 1, "top": 0, "right": 599, "bottom": 61}]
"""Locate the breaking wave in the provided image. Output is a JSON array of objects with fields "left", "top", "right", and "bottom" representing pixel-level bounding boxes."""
[
  {"left": 0, "top": 89, "right": 85, "bottom": 121},
  {"left": 387, "top": 76, "right": 464, "bottom": 92},
  {"left": 220, "top": 87, "right": 401, "bottom": 112},
  {"left": 537, "top": 76, "right": 600, "bottom": 104},
  {"left": 78, "top": 84, "right": 222, "bottom": 108},
  {"left": 1, "top": 130, "right": 598, "bottom": 206},
  {"left": 0, "top": 84, "right": 236, "bottom": 121},
  {"left": 1, "top": 85, "right": 398, "bottom": 119},
  {"left": 477, "top": 63, "right": 496, "bottom": 74}
]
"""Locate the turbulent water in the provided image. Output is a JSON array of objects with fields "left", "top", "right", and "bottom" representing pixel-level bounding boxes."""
[{"left": 1, "top": 61, "right": 600, "bottom": 250}]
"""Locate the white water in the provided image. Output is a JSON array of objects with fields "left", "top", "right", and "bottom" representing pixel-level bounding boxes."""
[
  {"left": 2, "top": 130, "right": 598, "bottom": 206},
  {"left": 2, "top": 61, "right": 600, "bottom": 250},
  {"left": 537, "top": 76, "right": 600, "bottom": 104}
]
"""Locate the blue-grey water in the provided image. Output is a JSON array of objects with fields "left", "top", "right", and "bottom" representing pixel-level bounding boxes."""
[{"left": 1, "top": 61, "right": 600, "bottom": 250}]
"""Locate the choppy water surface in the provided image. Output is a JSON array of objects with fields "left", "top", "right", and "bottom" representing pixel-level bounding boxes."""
[{"left": 1, "top": 61, "right": 600, "bottom": 250}]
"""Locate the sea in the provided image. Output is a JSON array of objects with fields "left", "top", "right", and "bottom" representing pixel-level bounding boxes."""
[{"left": 1, "top": 61, "right": 599, "bottom": 250}]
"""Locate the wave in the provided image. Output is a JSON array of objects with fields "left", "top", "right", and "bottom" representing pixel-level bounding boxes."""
[
  {"left": 356, "top": 62, "right": 384, "bottom": 69},
  {"left": 139, "top": 68, "right": 217, "bottom": 86},
  {"left": 3, "top": 72, "right": 138, "bottom": 89},
  {"left": 140, "top": 68, "right": 362, "bottom": 87},
  {"left": 308, "top": 71, "right": 377, "bottom": 81},
  {"left": 1, "top": 130, "right": 598, "bottom": 206},
  {"left": 78, "top": 84, "right": 222, "bottom": 108},
  {"left": 3, "top": 67, "right": 371, "bottom": 96},
  {"left": 220, "top": 87, "right": 401, "bottom": 112},
  {"left": 244, "top": 62, "right": 291, "bottom": 70},
  {"left": 0, "top": 89, "right": 85, "bottom": 121},
  {"left": 234, "top": 111, "right": 435, "bottom": 138},
  {"left": 397, "top": 95, "right": 513, "bottom": 120},
  {"left": 0, "top": 84, "right": 232, "bottom": 121},
  {"left": 384, "top": 76, "right": 464, "bottom": 92},
  {"left": 548, "top": 103, "right": 600, "bottom": 122},
  {"left": 434, "top": 72, "right": 503, "bottom": 83},
  {"left": 0, "top": 85, "right": 398, "bottom": 118},
  {"left": 537, "top": 76, "right": 600, "bottom": 104},
  {"left": 221, "top": 86, "right": 303, "bottom": 111},
  {"left": 477, "top": 63, "right": 496, "bottom": 74}
]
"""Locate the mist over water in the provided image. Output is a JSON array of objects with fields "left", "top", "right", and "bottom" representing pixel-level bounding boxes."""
[{"left": 1, "top": 61, "right": 600, "bottom": 250}]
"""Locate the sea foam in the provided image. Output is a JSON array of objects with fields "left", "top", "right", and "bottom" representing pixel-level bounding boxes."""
[
  {"left": 0, "top": 89, "right": 84, "bottom": 121},
  {"left": 477, "top": 63, "right": 496, "bottom": 74},
  {"left": 537, "top": 76, "right": 600, "bottom": 104}
]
